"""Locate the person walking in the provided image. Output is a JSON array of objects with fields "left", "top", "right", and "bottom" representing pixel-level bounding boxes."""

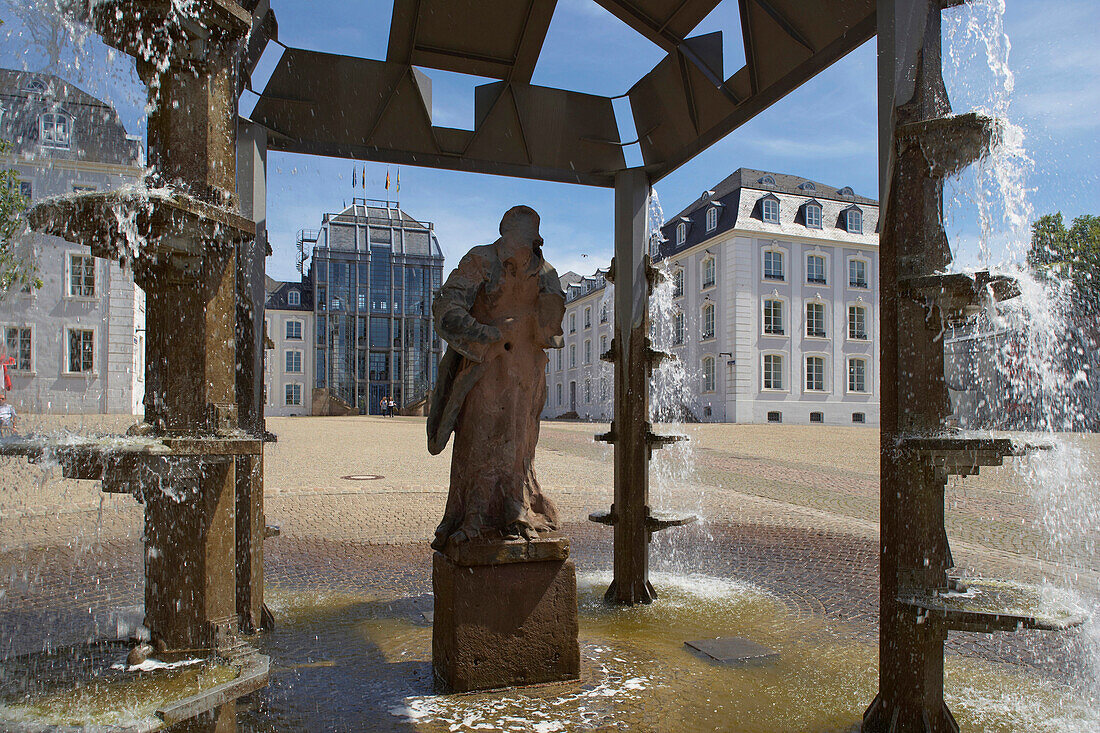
[
  {"left": 388, "top": 398, "right": 397, "bottom": 417},
  {"left": 379, "top": 396, "right": 388, "bottom": 417},
  {"left": 0, "top": 392, "right": 17, "bottom": 437}
]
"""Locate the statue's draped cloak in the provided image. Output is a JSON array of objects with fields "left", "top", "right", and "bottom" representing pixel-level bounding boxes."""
[{"left": 427, "top": 240, "right": 566, "bottom": 549}]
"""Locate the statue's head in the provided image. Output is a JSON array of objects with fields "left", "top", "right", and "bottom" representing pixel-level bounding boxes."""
[{"left": 499, "top": 205, "right": 543, "bottom": 251}]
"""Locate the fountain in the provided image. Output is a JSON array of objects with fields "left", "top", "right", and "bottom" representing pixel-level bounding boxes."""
[
  {"left": 864, "top": 2, "right": 1088, "bottom": 731},
  {"left": 0, "top": 0, "right": 272, "bottom": 728}
]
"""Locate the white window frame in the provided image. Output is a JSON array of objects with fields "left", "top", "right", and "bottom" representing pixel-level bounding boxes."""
[
  {"left": 584, "top": 306, "right": 591, "bottom": 328},
  {"left": 805, "top": 300, "right": 827, "bottom": 339},
  {"left": 702, "top": 355, "right": 716, "bottom": 393},
  {"left": 701, "top": 303, "right": 716, "bottom": 341},
  {"left": 65, "top": 251, "right": 96, "bottom": 299},
  {"left": 600, "top": 335, "right": 607, "bottom": 355},
  {"left": 848, "top": 302, "right": 870, "bottom": 341},
  {"left": 847, "top": 255, "right": 870, "bottom": 289},
  {"left": 569, "top": 344, "right": 576, "bottom": 368},
  {"left": 706, "top": 206, "right": 718, "bottom": 232},
  {"left": 285, "top": 320, "right": 303, "bottom": 340},
  {"left": 288, "top": 290, "right": 301, "bottom": 306},
  {"left": 40, "top": 111, "right": 73, "bottom": 149},
  {"left": 285, "top": 382, "right": 303, "bottom": 406},
  {"left": 673, "top": 311, "right": 685, "bottom": 346},
  {"left": 64, "top": 325, "right": 96, "bottom": 376},
  {"left": 676, "top": 222, "right": 687, "bottom": 245},
  {"left": 804, "top": 203, "right": 822, "bottom": 229},
  {"left": 804, "top": 354, "right": 828, "bottom": 393},
  {"left": 847, "top": 356, "right": 869, "bottom": 394},
  {"left": 761, "top": 197, "right": 780, "bottom": 224},
  {"left": 557, "top": 383, "right": 562, "bottom": 406},
  {"left": 701, "top": 256, "right": 716, "bottom": 289},
  {"left": 762, "top": 296, "right": 786, "bottom": 336},
  {"left": 805, "top": 251, "right": 828, "bottom": 285},
  {"left": 3, "top": 324, "right": 34, "bottom": 374},
  {"left": 762, "top": 352, "right": 786, "bottom": 392},
  {"left": 672, "top": 267, "right": 684, "bottom": 298},
  {"left": 600, "top": 302, "right": 609, "bottom": 323},
  {"left": 285, "top": 349, "right": 303, "bottom": 373},
  {"left": 584, "top": 378, "right": 591, "bottom": 403},
  {"left": 569, "top": 312, "right": 576, "bottom": 333},
  {"left": 762, "top": 245, "right": 786, "bottom": 282},
  {"left": 584, "top": 339, "right": 591, "bottom": 364},
  {"left": 557, "top": 349, "right": 562, "bottom": 371},
  {"left": 846, "top": 208, "right": 863, "bottom": 234}
]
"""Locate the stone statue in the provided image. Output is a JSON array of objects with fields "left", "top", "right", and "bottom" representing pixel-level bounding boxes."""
[{"left": 427, "top": 205, "right": 566, "bottom": 550}]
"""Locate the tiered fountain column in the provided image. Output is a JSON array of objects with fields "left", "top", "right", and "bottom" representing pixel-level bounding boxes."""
[{"left": 592, "top": 168, "right": 690, "bottom": 605}]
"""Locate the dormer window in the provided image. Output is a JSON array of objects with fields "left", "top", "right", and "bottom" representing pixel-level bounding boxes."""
[
  {"left": 706, "top": 206, "right": 718, "bottom": 232},
  {"left": 838, "top": 186, "right": 855, "bottom": 196},
  {"left": 40, "top": 112, "right": 72, "bottom": 149},
  {"left": 761, "top": 197, "right": 780, "bottom": 224},
  {"left": 288, "top": 290, "right": 300, "bottom": 306},
  {"left": 798, "top": 181, "right": 816, "bottom": 191},
  {"left": 846, "top": 208, "right": 863, "bottom": 234},
  {"left": 23, "top": 79, "right": 47, "bottom": 93},
  {"left": 676, "top": 221, "right": 686, "bottom": 246},
  {"left": 804, "top": 202, "right": 822, "bottom": 229},
  {"left": 758, "top": 174, "right": 776, "bottom": 185}
]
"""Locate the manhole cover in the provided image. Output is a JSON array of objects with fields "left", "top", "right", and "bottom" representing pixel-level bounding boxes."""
[{"left": 342, "top": 474, "right": 384, "bottom": 481}]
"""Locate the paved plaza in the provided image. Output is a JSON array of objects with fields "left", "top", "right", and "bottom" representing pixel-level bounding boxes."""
[{"left": 1, "top": 416, "right": 1097, "bottom": 729}]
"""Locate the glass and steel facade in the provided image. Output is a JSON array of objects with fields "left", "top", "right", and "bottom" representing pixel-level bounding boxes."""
[{"left": 308, "top": 199, "right": 444, "bottom": 414}]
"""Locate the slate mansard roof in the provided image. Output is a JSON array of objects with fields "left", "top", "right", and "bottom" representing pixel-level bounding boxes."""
[
  {"left": 266, "top": 280, "right": 313, "bottom": 311},
  {"left": 657, "top": 168, "right": 879, "bottom": 259},
  {"left": 0, "top": 68, "right": 142, "bottom": 166}
]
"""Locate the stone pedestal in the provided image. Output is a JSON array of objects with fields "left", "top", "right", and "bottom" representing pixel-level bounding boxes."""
[{"left": 432, "top": 536, "right": 580, "bottom": 692}]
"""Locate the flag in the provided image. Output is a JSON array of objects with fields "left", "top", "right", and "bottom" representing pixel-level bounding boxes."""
[
  {"left": 361, "top": 165, "right": 366, "bottom": 189},
  {"left": 352, "top": 167, "right": 357, "bottom": 188},
  {"left": 385, "top": 170, "right": 390, "bottom": 191},
  {"left": 396, "top": 168, "right": 400, "bottom": 194}
]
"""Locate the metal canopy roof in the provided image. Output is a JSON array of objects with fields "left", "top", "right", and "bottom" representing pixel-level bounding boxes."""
[{"left": 247, "top": 0, "right": 875, "bottom": 187}]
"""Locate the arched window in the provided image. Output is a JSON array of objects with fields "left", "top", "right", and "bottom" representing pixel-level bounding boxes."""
[
  {"left": 762, "top": 354, "right": 784, "bottom": 390},
  {"left": 23, "top": 79, "right": 47, "bottom": 93},
  {"left": 569, "top": 344, "right": 576, "bottom": 367},
  {"left": 804, "top": 203, "right": 822, "bottom": 229},
  {"left": 702, "top": 256, "right": 716, "bottom": 289},
  {"left": 806, "top": 253, "right": 826, "bottom": 284},
  {"left": 848, "top": 305, "right": 868, "bottom": 340},
  {"left": 676, "top": 222, "right": 687, "bottom": 245},
  {"left": 673, "top": 268, "right": 684, "bottom": 298},
  {"left": 798, "top": 181, "right": 816, "bottom": 191},
  {"left": 584, "top": 339, "right": 591, "bottom": 364},
  {"left": 673, "top": 311, "right": 685, "bottom": 345},
  {"left": 763, "top": 298, "right": 784, "bottom": 335},
  {"left": 838, "top": 186, "right": 855, "bottom": 196},
  {"left": 557, "top": 383, "right": 562, "bottom": 406},
  {"left": 706, "top": 206, "right": 718, "bottom": 232},
  {"left": 848, "top": 357, "right": 868, "bottom": 393},
  {"left": 600, "top": 302, "right": 608, "bottom": 323},
  {"left": 758, "top": 175, "right": 776, "bottom": 185},
  {"left": 846, "top": 208, "right": 863, "bottom": 234},
  {"left": 805, "top": 356, "right": 826, "bottom": 391},
  {"left": 288, "top": 289, "right": 300, "bottom": 306},
  {"left": 806, "top": 301, "right": 826, "bottom": 338},
  {"left": 762, "top": 197, "right": 780, "bottom": 224},
  {"left": 584, "top": 378, "right": 591, "bottom": 403},
  {"left": 702, "top": 356, "right": 716, "bottom": 392},
  {"left": 584, "top": 306, "right": 591, "bottom": 328},
  {"left": 848, "top": 258, "right": 869, "bottom": 288},
  {"left": 40, "top": 112, "right": 72, "bottom": 149},
  {"left": 701, "top": 303, "right": 715, "bottom": 340}
]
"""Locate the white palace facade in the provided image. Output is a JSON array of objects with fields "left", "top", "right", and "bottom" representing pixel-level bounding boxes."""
[{"left": 543, "top": 168, "right": 880, "bottom": 426}]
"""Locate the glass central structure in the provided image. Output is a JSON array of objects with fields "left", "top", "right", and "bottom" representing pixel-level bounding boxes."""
[{"left": 306, "top": 199, "right": 444, "bottom": 414}]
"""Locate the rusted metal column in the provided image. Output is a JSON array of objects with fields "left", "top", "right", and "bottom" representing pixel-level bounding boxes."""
[
  {"left": 607, "top": 168, "right": 654, "bottom": 604},
  {"left": 865, "top": 1, "right": 958, "bottom": 730}
]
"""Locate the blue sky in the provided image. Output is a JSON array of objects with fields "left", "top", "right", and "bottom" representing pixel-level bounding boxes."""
[{"left": 2, "top": 0, "right": 1097, "bottom": 280}]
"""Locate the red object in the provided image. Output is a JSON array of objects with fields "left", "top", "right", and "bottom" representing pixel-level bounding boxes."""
[{"left": 0, "top": 355, "right": 14, "bottom": 391}]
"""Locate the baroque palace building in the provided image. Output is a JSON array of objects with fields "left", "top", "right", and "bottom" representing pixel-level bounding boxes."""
[
  {"left": 0, "top": 69, "right": 146, "bottom": 414},
  {"left": 543, "top": 168, "right": 881, "bottom": 426}
]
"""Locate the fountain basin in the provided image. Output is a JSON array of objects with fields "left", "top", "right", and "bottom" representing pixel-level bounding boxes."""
[
  {"left": 0, "top": 641, "right": 268, "bottom": 732},
  {"left": 896, "top": 112, "right": 1000, "bottom": 178},
  {"left": 898, "top": 578, "right": 1088, "bottom": 633},
  {"left": 25, "top": 189, "right": 254, "bottom": 270}
]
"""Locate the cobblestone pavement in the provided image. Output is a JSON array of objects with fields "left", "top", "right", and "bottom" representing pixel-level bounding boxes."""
[{"left": 1, "top": 416, "right": 1097, "bottom": 678}]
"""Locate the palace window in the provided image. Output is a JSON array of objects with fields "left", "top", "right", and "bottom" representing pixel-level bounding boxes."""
[
  {"left": 763, "top": 299, "right": 784, "bottom": 335},
  {"left": 702, "top": 356, "right": 716, "bottom": 393},
  {"left": 285, "top": 383, "right": 302, "bottom": 406},
  {"left": 846, "top": 208, "right": 863, "bottom": 234},
  {"left": 848, "top": 305, "right": 868, "bottom": 340},
  {"left": 706, "top": 206, "right": 718, "bottom": 232},
  {"left": 806, "top": 254, "right": 826, "bottom": 284},
  {"left": 701, "top": 303, "right": 715, "bottom": 340},
  {"left": 763, "top": 354, "right": 783, "bottom": 390},
  {"left": 584, "top": 339, "right": 591, "bottom": 364},
  {"left": 288, "top": 290, "right": 300, "bottom": 306},
  {"left": 569, "top": 344, "right": 576, "bottom": 367},
  {"left": 676, "top": 222, "right": 686, "bottom": 245},
  {"left": 285, "top": 350, "right": 302, "bottom": 373},
  {"left": 600, "top": 303, "right": 608, "bottom": 323},
  {"left": 67, "top": 328, "right": 94, "bottom": 374},
  {"left": 286, "top": 321, "right": 302, "bottom": 340},
  {"left": 805, "top": 356, "right": 825, "bottom": 391},
  {"left": 848, "top": 357, "right": 868, "bottom": 393},
  {"left": 68, "top": 253, "right": 95, "bottom": 297},
  {"left": 40, "top": 112, "right": 72, "bottom": 149},
  {"left": 673, "top": 312, "right": 685, "bottom": 345},
  {"left": 849, "top": 258, "right": 868, "bottom": 288},
  {"left": 4, "top": 327, "right": 32, "bottom": 371},
  {"left": 805, "top": 203, "right": 822, "bottom": 229},
  {"left": 763, "top": 250, "right": 784, "bottom": 280},
  {"left": 569, "top": 312, "right": 576, "bottom": 333},
  {"left": 806, "top": 302, "right": 826, "bottom": 338},
  {"left": 702, "top": 257, "right": 716, "bottom": 289},
  {"left": 673, "top": 268, "right": 684, "bottom": 298},
  {"left": 762, "top": 197, "right": 780, "bottom": 224}
]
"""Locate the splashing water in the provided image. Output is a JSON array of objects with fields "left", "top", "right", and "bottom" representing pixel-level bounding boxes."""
[{"left": 945, "top": 0, "right": 1099, "bottom": 719}]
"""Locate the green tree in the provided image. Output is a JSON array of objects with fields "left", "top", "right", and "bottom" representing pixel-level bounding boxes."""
[
  {"left": 0, "top": 138, "right": 41, "bottom": 293},
  {"left": 1028, "top": 212, "right": 1100, "bottom": 301}
]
